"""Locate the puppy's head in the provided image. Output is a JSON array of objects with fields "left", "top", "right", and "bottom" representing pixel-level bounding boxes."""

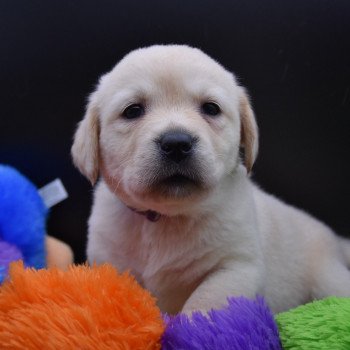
[{"left": 72, "top": 45, "right": 258, "bottom": 214}]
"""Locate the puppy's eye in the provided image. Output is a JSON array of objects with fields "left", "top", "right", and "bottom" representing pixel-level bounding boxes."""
[
  {"left": 201, "top": 102, "right": 221, "bottom": 116},
  {"left": 122, "top": 104, "right": 145, "bottom": 120}
]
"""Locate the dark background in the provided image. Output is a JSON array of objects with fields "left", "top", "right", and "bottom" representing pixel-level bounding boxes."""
[{"left": 1, "top": 0, "right": 349, "bottom": 263}]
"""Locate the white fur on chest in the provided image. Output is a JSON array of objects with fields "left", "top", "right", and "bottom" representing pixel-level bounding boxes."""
[{"left": 87, "top": 170, "right": 262, "bottom": 312}]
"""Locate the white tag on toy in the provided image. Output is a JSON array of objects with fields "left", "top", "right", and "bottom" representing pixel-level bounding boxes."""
[{"left": 39, "top": 179, "right": 68, "bottom": 208}]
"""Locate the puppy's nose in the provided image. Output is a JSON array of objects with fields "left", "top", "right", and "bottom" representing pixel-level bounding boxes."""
[{"left": 159, "top": 131, "right": 194, "bottom": 163}]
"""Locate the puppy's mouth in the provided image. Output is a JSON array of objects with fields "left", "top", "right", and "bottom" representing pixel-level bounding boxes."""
[{"left": 160, "top": 174, "right": 196, "bottom": 186}]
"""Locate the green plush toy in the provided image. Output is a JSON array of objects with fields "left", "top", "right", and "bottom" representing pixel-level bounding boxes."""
[{"left": 276, "top": 297, "right": 350, "bottom": 349}]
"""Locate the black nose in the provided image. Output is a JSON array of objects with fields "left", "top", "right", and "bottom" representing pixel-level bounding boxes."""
[{"left": 158, "top": 131, "right": 194, "bottom": 163}]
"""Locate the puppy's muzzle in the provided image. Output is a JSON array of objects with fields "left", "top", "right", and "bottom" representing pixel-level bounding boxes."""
[
  {"left": 158, "top": 130, "right": 197, "bottom": 163},
  {"left": 147, "top": 129, "right": 205, "bottom": 198}
]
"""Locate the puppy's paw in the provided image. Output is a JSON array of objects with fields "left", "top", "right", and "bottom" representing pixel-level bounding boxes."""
[{"left": 181, "top": 305, "right": 211, "bottom": 317}]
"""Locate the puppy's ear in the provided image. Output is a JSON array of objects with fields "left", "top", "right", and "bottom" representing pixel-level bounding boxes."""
[
  {"left": 239, "top": 87, "right": 259, "bottom": 173},
  {"left": 71, "top": 94, "right": 100, "bottom": 185}
]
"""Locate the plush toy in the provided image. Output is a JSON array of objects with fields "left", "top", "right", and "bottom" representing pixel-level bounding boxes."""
[
  {"left": 276, "top": 297, "right": 350, "bottom": 349},
  {"left": 1, "top": 262, "right": 349, "bottom": 349},
  {"left": 162, "top": 296, "right": 281, "bottom": 350},
  {"left": 0, "top": 262, "right": 164, "bottom": 349},
  {"left": 0, "top": 164, "right": 73, "bottom": 283}
]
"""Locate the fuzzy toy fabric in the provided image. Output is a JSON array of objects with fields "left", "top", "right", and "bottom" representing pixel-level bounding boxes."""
[
  {"left": 1, "top": 261, "right": 350, "bottom": 349},
  {"left": 162, "top": 296, "right": 281, "bottom": 350},
  {"left": 0, "top": 165, "right": 47, "bottom": 282},
  {"left": 0, "top": 262, "right": 164, "bottom": 349},
  {"left": 276, "top": 297, "right": 350, "bottom": 349}
]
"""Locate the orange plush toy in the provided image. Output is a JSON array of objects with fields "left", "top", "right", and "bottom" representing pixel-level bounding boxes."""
[{"left": 0, "top": 262, "right": 164, "bottom": 349}]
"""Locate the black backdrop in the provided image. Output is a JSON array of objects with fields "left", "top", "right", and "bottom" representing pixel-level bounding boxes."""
[{"left": 1, "top": 0, "right": 349, "bottom": 262}]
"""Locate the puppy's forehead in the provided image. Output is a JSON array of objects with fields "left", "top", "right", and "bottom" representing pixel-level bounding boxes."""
[{"left": 101, "top": 45, "right": 237, "bottom": 93}]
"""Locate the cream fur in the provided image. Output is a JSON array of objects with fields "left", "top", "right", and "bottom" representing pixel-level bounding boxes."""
[{"left": 72, "top": 45, "right": 350, "bottom": 314}]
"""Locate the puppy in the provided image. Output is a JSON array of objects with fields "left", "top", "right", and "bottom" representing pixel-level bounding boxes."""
[{"left": 72, "top": 45, "right": 350, "bottom": 314}]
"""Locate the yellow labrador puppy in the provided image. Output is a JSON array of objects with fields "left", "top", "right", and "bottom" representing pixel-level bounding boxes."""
[{"left": 72, "top": 45, "right": 350, "bottom": 314}]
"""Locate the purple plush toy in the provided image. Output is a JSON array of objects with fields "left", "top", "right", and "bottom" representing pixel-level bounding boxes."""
[
  {"left": 162, "top": 296, "right": 281, "bottom": 350},
  {"left": 0, "top": 241, "right": 23, "bottom": 280}
]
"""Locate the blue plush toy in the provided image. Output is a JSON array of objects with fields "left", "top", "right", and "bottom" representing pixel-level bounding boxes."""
[{"left": 0, "top": 165, "right": 48, "bottom": 283}]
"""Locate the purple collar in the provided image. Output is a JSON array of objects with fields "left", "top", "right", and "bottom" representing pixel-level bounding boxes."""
[{"left": 127, "top": 206, "right": 162, "bottom": 222}]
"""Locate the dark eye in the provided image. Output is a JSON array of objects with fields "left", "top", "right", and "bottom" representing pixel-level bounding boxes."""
[
  {"left": 201, "top": 102, "right": 221, "bottom": 116},
  {"left": 122, "top": 104, "right": 145, "bottom": 120}
]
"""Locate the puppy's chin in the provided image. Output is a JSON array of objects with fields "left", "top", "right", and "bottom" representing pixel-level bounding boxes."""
[{"left": 148, "top": 174, "right": 206, "bottom": 200}]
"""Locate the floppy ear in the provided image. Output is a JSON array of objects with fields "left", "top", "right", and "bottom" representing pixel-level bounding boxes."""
[
  {"left": 71, "top": 95, "right": 100, "bottom": 185},
  {"left": 239, "top": 87, "right": 259, "bottom": 173}
]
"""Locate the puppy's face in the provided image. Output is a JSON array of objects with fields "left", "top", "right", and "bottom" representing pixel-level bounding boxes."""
[{"left": 72, "top": 45, "right": 258, "bottom": 214}]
